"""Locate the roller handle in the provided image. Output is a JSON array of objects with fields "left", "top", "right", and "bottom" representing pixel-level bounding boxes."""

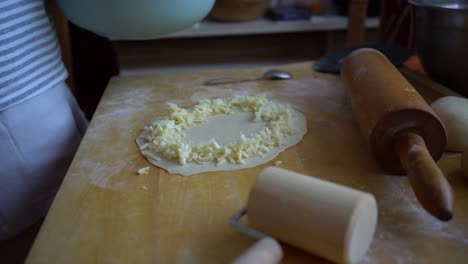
[
  {"left": 394, "top": 132, "right": 454, "bottom": 221},
  {"left": 231, "top": 237, "right": 283, "bottom": 264}
]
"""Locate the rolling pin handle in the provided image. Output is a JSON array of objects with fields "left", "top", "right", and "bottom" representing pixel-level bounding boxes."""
[
  {"left": 231, "top": 237, "right": 283, "bottom": 264},
  {"left": 394, "top": 132, "right": 454, "bottom": 221}
]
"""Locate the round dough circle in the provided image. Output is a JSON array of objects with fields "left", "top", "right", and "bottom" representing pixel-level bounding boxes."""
[
  {"left": 430, "top": 96, "right": 468, "bottom": 151},
  {"left": 137, "top": 96, "right": 307, "bottom": 176}
]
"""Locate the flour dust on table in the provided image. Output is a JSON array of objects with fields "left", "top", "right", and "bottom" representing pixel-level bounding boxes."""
[{"left": 136, "top": 95, "right": 307, "bottom": 176}]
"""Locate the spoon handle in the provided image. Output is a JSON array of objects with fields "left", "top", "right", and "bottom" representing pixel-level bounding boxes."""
[{"left": 204, "top": 77, "right": 258, "bottom": 85}]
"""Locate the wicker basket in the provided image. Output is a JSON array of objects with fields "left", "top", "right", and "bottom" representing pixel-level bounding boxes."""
[{"left": 209, "top": 0, "right": 271, "bottom": 22}]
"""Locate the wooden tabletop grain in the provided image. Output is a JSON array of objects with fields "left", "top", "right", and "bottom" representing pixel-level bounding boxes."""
[{"left": 26, "top": 62, "right": 468, "bottom": 264}]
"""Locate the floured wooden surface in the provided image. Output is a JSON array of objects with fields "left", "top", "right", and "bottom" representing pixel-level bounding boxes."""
[{"left": 26, "top": 62, "right": 468, "bottom": 264}]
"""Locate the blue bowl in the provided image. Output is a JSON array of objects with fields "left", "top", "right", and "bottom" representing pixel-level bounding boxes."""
[{"left": 56, "top": 0, "right": 215, "bottom": 40}]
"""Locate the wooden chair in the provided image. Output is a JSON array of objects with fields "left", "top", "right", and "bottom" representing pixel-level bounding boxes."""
[
  {"left": 347, "top": 0, "right": 369, "bottom": 47},
  {"left": 48, "top": 2, "right": 76, "bottom": 95},
  {"left": 347, "top": 0, "right": 415, "bottom": 50}
]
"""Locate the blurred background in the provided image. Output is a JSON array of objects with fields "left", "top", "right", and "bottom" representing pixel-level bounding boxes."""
[{"left": 52, "top": 0, "right": 415, "bottom": 119}]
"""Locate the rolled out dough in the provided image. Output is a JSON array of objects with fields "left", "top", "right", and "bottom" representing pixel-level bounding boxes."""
[
  {"left": 136, "top": 96, "right": 307, "bottom": 176},
  {"left": 431, "top": 96, "right": 468, "bottom": 151}
]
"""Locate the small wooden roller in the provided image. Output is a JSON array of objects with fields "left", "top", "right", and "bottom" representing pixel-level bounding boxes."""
[
  {"left": 341, "top": 48, "right": 453, "bottom": 221},
  {"left": 246, "top": 167, "right": 378, "bottom": 264}
]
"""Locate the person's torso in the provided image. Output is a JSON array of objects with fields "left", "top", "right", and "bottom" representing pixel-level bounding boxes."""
[{"left": 0, "top": 0, "right": 67, "bottom": 111}]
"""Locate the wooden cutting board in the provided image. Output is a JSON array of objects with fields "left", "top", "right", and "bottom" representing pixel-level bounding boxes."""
[{"left": 26, "top": 62, "right": 468, "bottom": 263}]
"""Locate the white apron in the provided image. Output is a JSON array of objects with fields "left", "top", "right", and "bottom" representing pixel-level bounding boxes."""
[{"left": 0, "top": 82, "right": 87, "bottom": 240}]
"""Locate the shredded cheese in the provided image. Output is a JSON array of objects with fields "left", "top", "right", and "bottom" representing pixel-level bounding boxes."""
[
  {"left": 138, "top": 167, "right": 150, "bottom": 175},
  {"left": 140, "top": 95, "right": 296, "bottom": 165}
]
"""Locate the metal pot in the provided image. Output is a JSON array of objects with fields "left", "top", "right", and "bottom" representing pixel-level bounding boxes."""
[{"left": 409, "top": 0, "right": 468, "bottom": 96}]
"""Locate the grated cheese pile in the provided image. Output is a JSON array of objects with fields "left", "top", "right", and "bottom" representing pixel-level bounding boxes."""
[{"left": 139, "top": 96, "right": 295, "bottom": 165}]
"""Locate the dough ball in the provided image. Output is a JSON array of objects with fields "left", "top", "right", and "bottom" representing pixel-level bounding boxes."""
[
  {"left": 462, "top": 151, "right": 468, "bottom": 179},
  {"left": 431, "top": 96, "right": 468, "bottom": 151}
]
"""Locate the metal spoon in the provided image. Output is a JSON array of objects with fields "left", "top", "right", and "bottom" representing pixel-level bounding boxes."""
[{"left": 204, "top": 69, "right": 292, "bottom": 85}]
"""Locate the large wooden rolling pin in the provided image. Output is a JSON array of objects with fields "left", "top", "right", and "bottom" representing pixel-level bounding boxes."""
[{"left": 341, "top": 49, "right": 453, "bottom": 221}]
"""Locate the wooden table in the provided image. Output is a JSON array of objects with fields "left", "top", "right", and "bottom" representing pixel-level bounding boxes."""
[{"left": 26, "top": 62, "right": 468, "bottom": 263}]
